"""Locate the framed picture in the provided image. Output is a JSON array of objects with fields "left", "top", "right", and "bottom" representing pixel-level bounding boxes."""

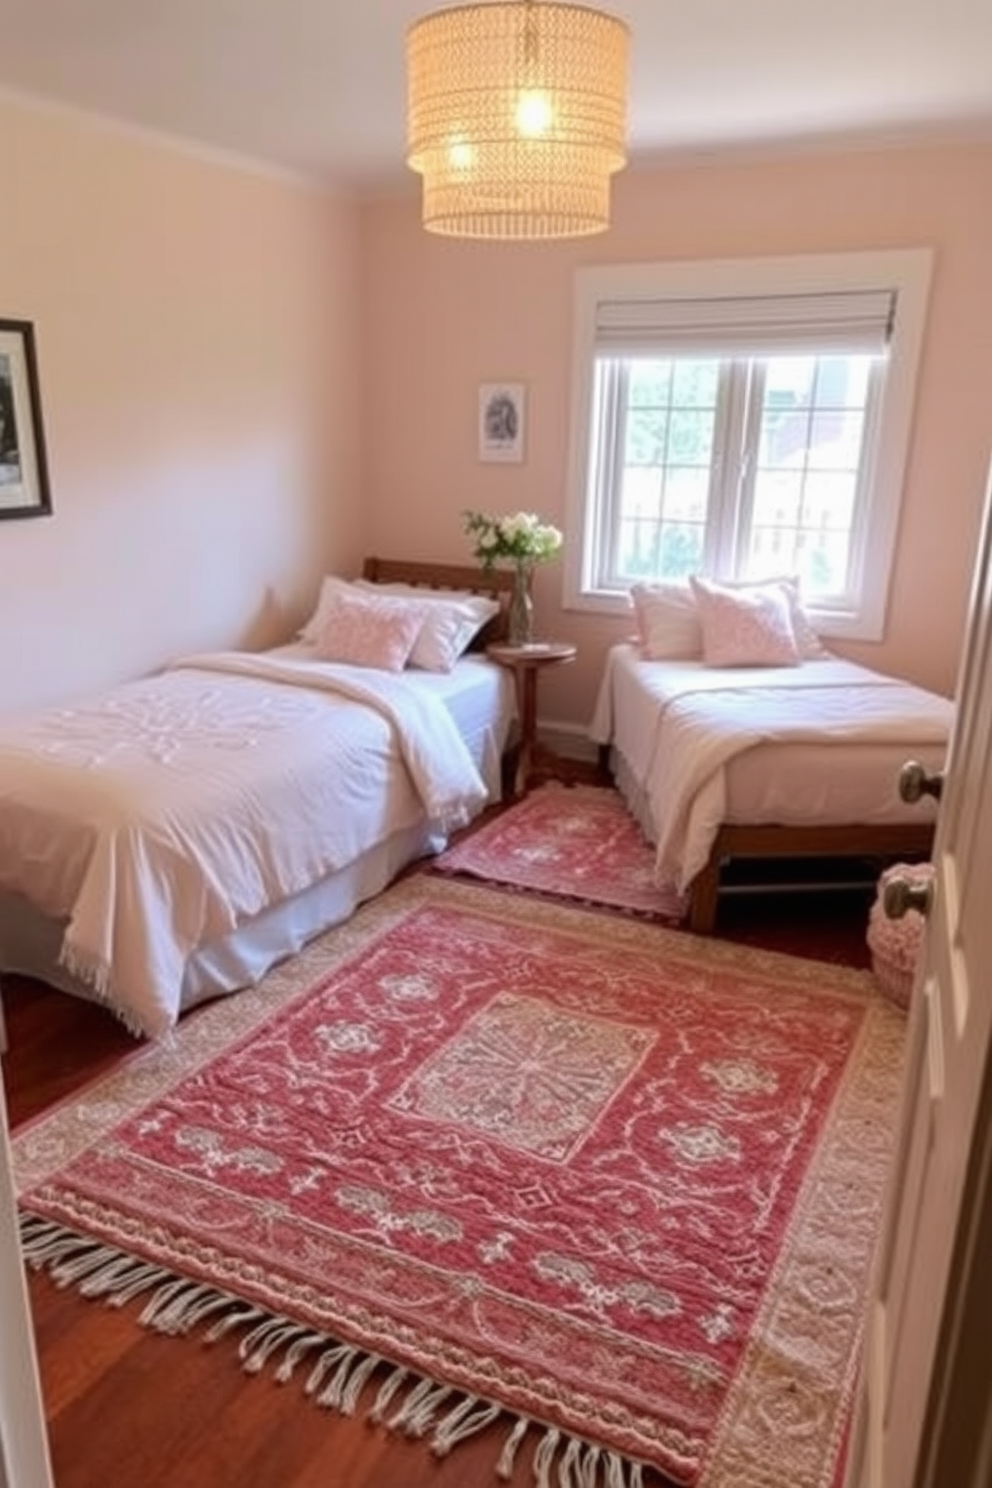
[
  {"left": 478, "top": 382, "right": 526, "bottom": 464},
  {"left": 0, "top": 319, "right": 52, "bottom": 520}
]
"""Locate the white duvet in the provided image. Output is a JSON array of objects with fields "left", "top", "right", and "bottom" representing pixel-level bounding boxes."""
[
  {"left": 0, "top": 651, "right": 488, "bottom": 1037},
  {"left": 591, "top": 645, "right": 954, "bottom": 892}
]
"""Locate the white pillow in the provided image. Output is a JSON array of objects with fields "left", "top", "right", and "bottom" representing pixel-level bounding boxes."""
[
  {"left": 311, "top": 589, "right": 423, "bottom": 672},
  {"left": 629, "top": 582, "right": 703, "bottom": 660},
  {"left": 689, "top": 575, "right": 801, "bottom": 667},
  {"left": 354, "top": 580, "right": 500, "bottom": 672}
]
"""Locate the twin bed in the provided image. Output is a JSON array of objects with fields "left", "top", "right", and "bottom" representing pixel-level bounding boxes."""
[
  {"left": 0, "top": 560, "right": 517, "bottom": 1038},
  {"left": 591, "top": 642, "right": 952, "bottom": 933}
]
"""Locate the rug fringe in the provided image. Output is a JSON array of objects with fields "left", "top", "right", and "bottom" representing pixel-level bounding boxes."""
[
  {"left": 496, "top": 1413, "right": 531, "bottom": 1478},
  {"left": 432, "top": 1393, "right": 502, "bottom": 1453},
  {"left": 19, "top": 1211, "right": 652, "bottom": 1485}
]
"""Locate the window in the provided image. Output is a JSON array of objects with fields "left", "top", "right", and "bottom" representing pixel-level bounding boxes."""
[{"left": 565, "top": 251, "right": 932, "bottom": 639}]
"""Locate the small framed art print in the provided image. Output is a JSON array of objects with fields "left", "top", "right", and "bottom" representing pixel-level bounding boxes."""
[
  {"left": 478, "top": 382, "right": 526, "bottom": 464},
  {"left": 0, "top": 318, "right": 52, "bottom": 520}
]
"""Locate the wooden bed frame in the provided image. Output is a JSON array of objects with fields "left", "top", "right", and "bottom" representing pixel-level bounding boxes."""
[
  {"left": 362, "top": 556, "right": 517, "bottom": 647},
  {"left": 686, "top": 820, "right": 935, "bottom": 933},
  {"left": 597, "top": 742, "right": 935, "bottom": 934}
]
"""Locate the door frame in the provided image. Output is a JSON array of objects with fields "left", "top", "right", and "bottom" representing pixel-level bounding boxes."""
[
  {"left": 0, "top": 1071, "right": 55, "bottom": 1488},
  {"left": 912, "top": 1046, "right": 992, "bottom": 1487}
]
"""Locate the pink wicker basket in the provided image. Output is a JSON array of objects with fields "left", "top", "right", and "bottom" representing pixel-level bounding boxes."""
[{"left": 866, "top": 862, "right": 934, "bottom": 1011}]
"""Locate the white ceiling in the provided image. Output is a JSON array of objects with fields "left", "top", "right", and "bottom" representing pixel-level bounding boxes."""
[{"left": 0, "top": 0, "right": 990, "bottom": 187}]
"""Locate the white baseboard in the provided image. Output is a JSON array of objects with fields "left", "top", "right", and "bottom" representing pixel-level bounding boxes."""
[{"left": 536, "top": 718, "right": 599, "bottom": 763}]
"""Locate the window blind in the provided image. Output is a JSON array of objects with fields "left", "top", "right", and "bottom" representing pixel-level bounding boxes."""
[{"left": 593, "top": 289, "right": 896, "bottom": 357}]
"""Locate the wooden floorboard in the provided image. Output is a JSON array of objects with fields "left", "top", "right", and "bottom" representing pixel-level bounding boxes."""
[{"left": 2, "top": 805, "right": 876, "bottom": 1488}]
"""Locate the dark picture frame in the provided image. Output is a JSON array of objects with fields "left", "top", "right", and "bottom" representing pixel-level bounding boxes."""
[{"left": 0, "top": 319, "right": 52, "bottom": 520}]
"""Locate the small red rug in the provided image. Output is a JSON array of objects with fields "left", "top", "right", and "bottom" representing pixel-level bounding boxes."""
[
  {"left": 15, "top": 878, "right": 904, "bottom": 1488},
  {"left": 432, "top": 783, "right": 687, "bottom": 920}
]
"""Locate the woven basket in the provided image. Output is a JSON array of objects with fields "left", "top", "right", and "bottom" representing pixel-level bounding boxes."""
[{"left": 866, "top": 862, "right": 934, "bottom": 1011}]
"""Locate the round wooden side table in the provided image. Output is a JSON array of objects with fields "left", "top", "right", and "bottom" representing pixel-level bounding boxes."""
[{"left": 485, "top": 641, "right": 577, "bottom": 796}]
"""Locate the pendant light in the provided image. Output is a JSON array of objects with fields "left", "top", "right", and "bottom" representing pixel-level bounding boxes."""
[{"left": 405, "top": 0, "right": 630, "bottom": 239}]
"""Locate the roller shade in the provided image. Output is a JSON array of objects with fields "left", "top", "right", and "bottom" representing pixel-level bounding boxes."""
[{"left": 594, "top": 289, "right": 895, "bottom": 357}]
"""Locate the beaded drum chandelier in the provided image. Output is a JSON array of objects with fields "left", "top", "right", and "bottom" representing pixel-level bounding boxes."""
[{"left": 405, "top": 0, "right": 630, "bottom": 240}]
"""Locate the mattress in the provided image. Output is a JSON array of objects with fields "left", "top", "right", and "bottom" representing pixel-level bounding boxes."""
[
  {"left": 0, "top": 647, "right": 515, "bottom": 1034},
  {"left": 591, "top": 643, "right": 953, "bottom": 891}
]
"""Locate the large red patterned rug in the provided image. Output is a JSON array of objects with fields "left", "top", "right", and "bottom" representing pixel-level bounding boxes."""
[
  {"left": 14, "top": 877, "right": 904, "bottom": 1488},
  {"left": 432, "top": 782, "right": 687, "bottom": 920}
]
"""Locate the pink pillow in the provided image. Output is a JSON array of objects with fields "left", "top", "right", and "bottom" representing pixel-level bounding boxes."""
[
  {"left": 725, "top": 575, "right": 827, "bottom": 660},
  {"left": 312, "top": 590, "right": 423, "bottom": 672},
  {"left": 300, "top": 576, "right": 499, "bottom": 672},
  {"left": 355, "top": 581, "right": 500, "bottom": 671},
  {"left": 689, "top": 576, "right": 801, "bottom": 667}
]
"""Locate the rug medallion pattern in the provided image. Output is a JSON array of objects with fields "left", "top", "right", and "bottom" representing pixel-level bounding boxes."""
[
  {"left": 391, "top": 991, "right": 655, "bottom": 1160},
  {"left": 14, "top": 877, "right": 905, "bottom": 1488}
]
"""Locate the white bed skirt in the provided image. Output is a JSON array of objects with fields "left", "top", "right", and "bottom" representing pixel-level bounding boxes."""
[{"left": 0, "top": 819, "right": 440, "bottom": 1018}]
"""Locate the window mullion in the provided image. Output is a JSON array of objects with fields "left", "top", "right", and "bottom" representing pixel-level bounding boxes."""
[
  {"left": 731, "top": 361, "right": 765, "bottom": 577},
  {"left": 705, "top": 363, "right": 749, "bottom": 577}
]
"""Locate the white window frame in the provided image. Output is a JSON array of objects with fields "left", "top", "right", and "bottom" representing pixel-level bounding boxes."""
[{"left": 564, "top": 249, "right": 933, "bottom": 640}]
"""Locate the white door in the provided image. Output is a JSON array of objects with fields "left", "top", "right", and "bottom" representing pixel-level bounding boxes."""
[
  {"left": 0, "top": 1072, "right": 55, "bottom": 1488},
  {"left": 846, "top": 457, "right": 992, "bottom": 1488}
]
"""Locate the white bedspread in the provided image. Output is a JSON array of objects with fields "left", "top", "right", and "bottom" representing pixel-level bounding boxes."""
[
  {"left": 591, "top": 645, "right": 954, "bottom": 892},
  {"left": 0, "top": 651, "right": 487, "bottom": 1037}
]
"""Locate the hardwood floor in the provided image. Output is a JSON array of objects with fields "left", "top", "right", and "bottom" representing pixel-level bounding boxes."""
[{"left": 2, "top": 821, "right": 877, "bottom": 1488}]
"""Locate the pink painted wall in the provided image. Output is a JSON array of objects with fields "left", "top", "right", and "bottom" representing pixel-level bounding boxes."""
[
  {"left": 360, "top": 140, "right": 992, "bottom": 729},
  {"left": 0, "top": 96, "right": 363, "bottom": 716},
  {"left": 2, "top": 111, "right": 987, "bottom": 733}
]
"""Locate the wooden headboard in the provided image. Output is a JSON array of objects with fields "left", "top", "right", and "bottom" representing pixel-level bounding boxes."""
[{"left": 361, "top": 557, "right": 517, "bottom": 646}]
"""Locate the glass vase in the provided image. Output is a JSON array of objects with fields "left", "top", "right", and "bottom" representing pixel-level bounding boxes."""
[{"left": 508, "top": 565, "right": 534, "bottom": 646}]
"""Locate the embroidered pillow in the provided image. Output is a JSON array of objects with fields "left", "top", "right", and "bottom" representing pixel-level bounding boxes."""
[
  {"left": 311, "top": 589, "right": 423, "bottom": 672},
  {"left": 726, "top": 575, "right": 828, "bottom": 660},
  {"left": 299, "top": 575, "right": 360, "bottom": 644},
  {"left": 630, "top": 582, "right": 703, "bottom": 660},
  {"left": 355, "top": 581, "right": 500, "bottom": 671},
  {"left": 300, "top": 576, "right": 501, "bottom": 672},
  {"left": 689, "top": 575, "right": 801, "bottom": 667}
]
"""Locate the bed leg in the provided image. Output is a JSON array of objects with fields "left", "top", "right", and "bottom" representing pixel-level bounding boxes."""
[
  {"left": 689, "top": 860, "right": 720, "bottom": 934},
  {"left": 501, "top": 743, "right": 523, "bottom": 800},
  {"left": 596, "top": 743, "right": 612, "bottom": 780}
]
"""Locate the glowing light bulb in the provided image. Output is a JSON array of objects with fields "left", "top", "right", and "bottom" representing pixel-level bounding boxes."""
[
  {"left": 515, "top": 89, "right": 553, "bottom": 138},
  {"left": 447, "top": 136, "right": 475, "bottom": 170}
]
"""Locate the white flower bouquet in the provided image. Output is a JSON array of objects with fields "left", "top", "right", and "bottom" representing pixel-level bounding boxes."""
[{"left": 463, "top": 509, "right": 563, "bottom": 571}]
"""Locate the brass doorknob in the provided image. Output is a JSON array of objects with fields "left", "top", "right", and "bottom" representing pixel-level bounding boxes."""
[
  {"left": 899, "top": 760, "right": 944, "bottom": 804},
  {"left": 883, "top": 876, "right": 934, "bottom": 920}
]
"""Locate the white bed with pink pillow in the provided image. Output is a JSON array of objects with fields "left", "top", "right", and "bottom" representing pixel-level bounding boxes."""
[
  {"left": 590, "top": 576, "right": 954, "bottom": 932},
  {"left": 0, "top": 560, "right": 516, "bottom": 1037}
]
